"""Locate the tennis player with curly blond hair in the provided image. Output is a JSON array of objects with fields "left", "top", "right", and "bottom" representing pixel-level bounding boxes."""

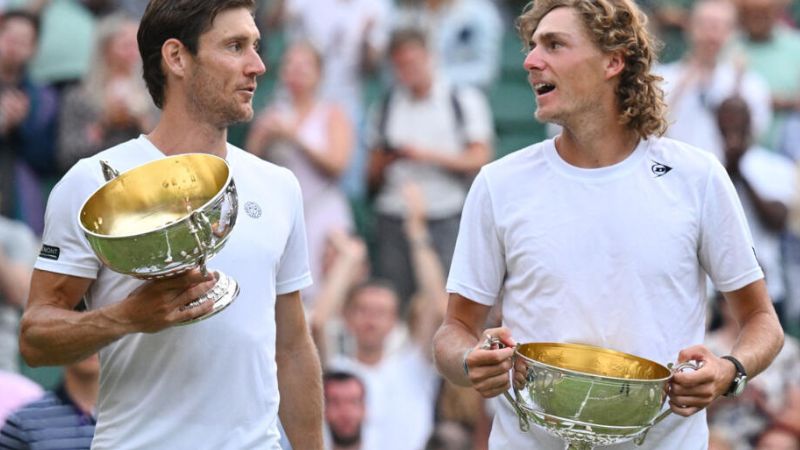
[{"left": 432, "top": 0, "right": 784, "bottom": 448}]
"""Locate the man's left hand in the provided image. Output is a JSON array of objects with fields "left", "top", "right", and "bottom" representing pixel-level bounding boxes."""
[{"left": 668, "top": 344, "right": 736, "bottom": 417}]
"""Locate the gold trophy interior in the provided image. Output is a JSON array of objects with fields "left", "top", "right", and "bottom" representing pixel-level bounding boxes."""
[
  {"left": 79, "top": 154, "right": 240, "bottom": 324},
  {"left": 496, "top": 340, "right": 697, "bottom": 450}
]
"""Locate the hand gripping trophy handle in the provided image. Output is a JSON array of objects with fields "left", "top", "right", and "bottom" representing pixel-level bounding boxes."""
[
  {"left": 632, "top": 359, "right": 703, "bottom": 445},
  {"left": 479, "top": 335, "right": 532, "bottom": 432},
  {"left": 83, "top": 156, "right": 240, "bottom": 325},
  {"left": 485, "top": 336, "right": 704, "bottom": 450}
]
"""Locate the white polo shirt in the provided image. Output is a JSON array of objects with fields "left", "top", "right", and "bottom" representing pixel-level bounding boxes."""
[{"left": 36, "top": 136, "right": 312, "bottom": 450}]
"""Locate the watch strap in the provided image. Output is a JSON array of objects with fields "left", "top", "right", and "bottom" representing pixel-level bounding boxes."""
[{"left": 721, "top": 355, "right": 747, "bottom": 396}]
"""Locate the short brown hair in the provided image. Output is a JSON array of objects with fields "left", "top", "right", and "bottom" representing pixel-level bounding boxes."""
[
  {"left": 137, "top": 0, "right": 255, "bottom": 109},
  {"left": 388, "top": 27, "right": 428, "bottom": 56},
  {"left": 0, "top": 9, "right": 41, "bottom": 40},
  {"left": 517, "top": 0, "right": 668, "bottom": 139}
]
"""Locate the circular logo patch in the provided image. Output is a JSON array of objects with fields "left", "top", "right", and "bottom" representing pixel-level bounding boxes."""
[{"left": 244, "top": 201, "right": 262, "bottom": 218}]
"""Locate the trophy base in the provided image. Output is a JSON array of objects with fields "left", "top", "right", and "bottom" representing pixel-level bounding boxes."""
[
  {"left": 178, "top": 271, "right": 239, "bottom": 325},
  {"left": 519, "top": 406, "right": 651, "bottom": 450}
]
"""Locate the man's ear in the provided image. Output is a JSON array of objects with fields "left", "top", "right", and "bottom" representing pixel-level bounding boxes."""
[
  {"left": 162, "top": 38, "right": 189, "bottom": 78},
  {"left": 604, "top": 51, "right": 625, "bottom": 80}
]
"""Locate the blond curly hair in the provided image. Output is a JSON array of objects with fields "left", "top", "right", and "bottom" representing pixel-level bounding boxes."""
[{"left": 517, "top": 0, "right": 668, "bottom": 139}]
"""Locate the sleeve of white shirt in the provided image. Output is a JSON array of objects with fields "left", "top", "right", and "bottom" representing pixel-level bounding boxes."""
[
  {"left": 698, "top": 158, "right": 764, "bottom": 292},
  {"left": 445, "top": 170, "right": 505, "bottom": 305},
  {"left": 34, "top": 160, "right": 102, "bottom": 279},
  {"left": 275, "top": 170, "right": 313, "bottom": 295}
]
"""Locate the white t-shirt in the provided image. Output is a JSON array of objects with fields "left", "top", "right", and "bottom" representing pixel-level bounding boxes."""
[
  {"left": 369, "top": 78, "right": 494, "bottom": 218},
  {"left": 328, "top": 344, "right": 440, "bottom": 450},
  {"left": 35, "top": 136, "right": 312, "bottom": 450},
  {"left": 447, "top": 137, "right": 763, "bottom": 449}
]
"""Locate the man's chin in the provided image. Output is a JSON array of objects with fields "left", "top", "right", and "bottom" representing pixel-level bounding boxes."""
[
  {"left": 331, "top": 430, "right": 361, "bottom": 447},
  {"left": 222, "top": 109, "right": 255, "bottom": 127}
]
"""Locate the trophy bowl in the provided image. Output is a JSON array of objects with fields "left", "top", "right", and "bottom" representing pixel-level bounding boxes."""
[
  {"left": 78, "top": 153, "right": 239, "bottom": 324},
  {"left": 496, "top": 341, "right": 698, "bottom": 450}
]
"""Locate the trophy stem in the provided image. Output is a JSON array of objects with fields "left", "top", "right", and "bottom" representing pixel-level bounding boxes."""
[
  {"left": 565, "top": 442, "right": 593, "bottom": 450},
  {"left": 178, "top": 271, "right": 239, "bottom": 325}
]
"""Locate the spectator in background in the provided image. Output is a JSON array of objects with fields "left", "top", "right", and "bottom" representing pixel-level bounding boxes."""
[
  {"left": 267, "top": 0, "right": 392, "bottom": 200},
  {"left": 0, "top": 216, "right": 38, "bottom": 373},
  {"left": 755, "top": 426, "right": 800, "bottom": 450},
  {"left": 319, "top": 183, "right": 448, "bottom": 450},
  {"left": 21, "top": 0, "right": 95, "bottom": 91},
  {"left": 0, "top": 371, "right": 41, "bottom": 427},
  {"left": 732, "top": 0, "right": 800, "bottom": 149},
  {"left": 0, "top": 353, "right": 99, "bottom": 449},
  {"left": 706, "top": 293, "right": 800, "bottom": 450},
  {"left": 367, "top": 28, "right": 493, "bottom": 307},
  {"left": 393, "top": 0, "right": 503, "bottom": 92},
  {"left": 0, "top": 9, "right": 58, "bottom": 233},
  {"left": 639, "top": 0, "right": 694, "bottom": 64},
  {"left": 779, "top": 102, "right": 800, "bottom": 335},
  {"left": 717, "top": 96, "right": 796, "bottom": 322},
  {"left": 246, "top": 41, "right": 354, "bottom": 309},
  {"left": 309, "top": 229, "right": 370, "bottom": 364},
  {"left": 658, "top": 0, "right": 772, "bottom": 161},
  {"left": 56, "top": 13, "right": 155, "bottom": 173},
  {"left": 323, "top": 371, "right": 366, "bottom": 450}
]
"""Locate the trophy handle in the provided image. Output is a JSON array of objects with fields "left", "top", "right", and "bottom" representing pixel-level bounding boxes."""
[
  {"left": 634, "top": 359, "right": 703, "bottom": 446},
  {"left": 189, "top": 211, "right": 212, "bottom": 278},
  {"left": 481, "top": 335, "right": 531, "bottom": 432},
  {"left": 99, "top": 160, "right": 120, "bottom": 181}
]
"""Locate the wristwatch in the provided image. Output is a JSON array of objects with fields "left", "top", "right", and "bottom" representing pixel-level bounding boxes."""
[{"left": 721, "top": 355, "right": 748, "bottom": 397}]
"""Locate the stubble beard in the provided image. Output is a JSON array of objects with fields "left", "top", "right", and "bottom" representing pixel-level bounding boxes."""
[{"left": 187, "top": 64, "right": 253, "bottom": 129}]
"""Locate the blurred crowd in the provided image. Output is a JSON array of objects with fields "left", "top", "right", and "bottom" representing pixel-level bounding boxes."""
[{"left": 0, "top": 0, "right": 799, "bottom": 449}]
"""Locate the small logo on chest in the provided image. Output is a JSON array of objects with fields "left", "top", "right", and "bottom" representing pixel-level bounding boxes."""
[
  {"left": 244, "top": 201, "right": 262, "bottom": 219},
  {"left": 650, "top": 161, "right": 673, "bottom": 177}
]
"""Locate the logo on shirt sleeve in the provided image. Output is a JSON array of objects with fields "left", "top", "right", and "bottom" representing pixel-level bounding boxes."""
[{"left": 39, "top": 244, "right": 61, "bottom": 260}]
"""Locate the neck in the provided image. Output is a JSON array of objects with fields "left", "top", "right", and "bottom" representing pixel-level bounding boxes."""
[
  {"left": 333, "top": 443, "right": 361, "bottom": 450},
  {"left": 687, "top": 51, "right": 718, "bottom": 71},
  {"left": 291, "top": 92, "right": 316, "bottom": 115},
  {"left": 425, "top": 0, "right": 449, "bottom": 11},
  {"left": 63, "top": 371, "right": 98, "bottom": 415},
  {"left": 356, "top": 345, "right": 383, "bottom": 366},
  {"left": 556, "top": 114, "right": 640, "bottom": 168},
  {"left": 410, "top": 79, "right": 432, "bottom": 99},
  {"left": 0, "top": 63, "right": 22, "bottom": 85},
  {"left": 148, "top": 100, "right": 229, "bottom": 158}
]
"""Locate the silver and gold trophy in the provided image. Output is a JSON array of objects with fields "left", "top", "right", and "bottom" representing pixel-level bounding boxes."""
[
  {"left": 489, "top": 339, "right": 699, "bottom": 450},
  {"left": 79, "top": 153, "right": 239, "bottom": 324}
]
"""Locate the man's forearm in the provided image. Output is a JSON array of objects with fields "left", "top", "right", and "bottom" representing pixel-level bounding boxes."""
[
  {"left": 277, "top": 335, "right": 324, "bottom": 449},
  {"left": 20, "top": 303, "right": 131, "bottom": 366},
  {"left": 433, "top": 321, "right": 481, "bottom": 387},
  {"left": 731, "top": 309, "right": 784, "bottom": 380}
]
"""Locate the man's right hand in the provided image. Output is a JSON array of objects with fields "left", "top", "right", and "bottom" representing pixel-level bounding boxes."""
[
  {"left": 464, "top": 327, "right": 516, "bottom": 398},
  {"left": 115, "top": 268, "right": 217, "bottom": 333}
]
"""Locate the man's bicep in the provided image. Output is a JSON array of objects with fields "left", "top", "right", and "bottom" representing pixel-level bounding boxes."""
[
  {"left": 721, "top": 278, "right": 777, "bottom": 325},
  {"left": 274, "top": 290, "right": 310, "bottom": 350},
  {"left": 26, "top": 269, "right": 93, "bottom": 312},
  {"left": 444, "top": 292, "right": 493, "bottom": 338}
]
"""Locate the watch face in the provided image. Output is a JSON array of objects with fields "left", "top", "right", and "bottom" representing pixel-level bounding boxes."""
[{"left": 733, "top": 376, "right": 748, "bottom": 397}]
